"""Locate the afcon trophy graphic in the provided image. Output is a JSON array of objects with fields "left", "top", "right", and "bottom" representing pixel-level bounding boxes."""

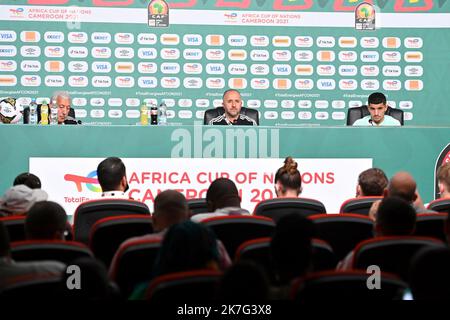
[
  {"left": 148, "top": 0, "right": 169, "bottom": 27},
  {"left": 355, "top": 2, "right": 375, "bottom": 30}
]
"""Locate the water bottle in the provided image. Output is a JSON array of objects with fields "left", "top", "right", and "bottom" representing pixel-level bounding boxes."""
[
  {"left": 40, "top": 103, "right": 49, "bottom": 125},
  {"left": 140, "top": 103, "right": 148, "bottom": 125},
  {"left": 29, "top": 98, "right": 38, "bottom": 125},
  {"left": 158, "top": 102, "right": 167, "bottom": 125},
  {"left": 50, "top": 98, "right": 58, "bottom": 125}
]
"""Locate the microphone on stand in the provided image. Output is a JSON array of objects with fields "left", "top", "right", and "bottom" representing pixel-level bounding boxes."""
[
  {"left": 64, "top": 116, "right": 82, "bottom": 125},
  {"left": 369, "top": 119, "right": 374, "bottom": 126}
]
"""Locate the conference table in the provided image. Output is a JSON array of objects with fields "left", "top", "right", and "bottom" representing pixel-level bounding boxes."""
[{"left": 1, "top": 124, "right": 449, "bottom": 216}]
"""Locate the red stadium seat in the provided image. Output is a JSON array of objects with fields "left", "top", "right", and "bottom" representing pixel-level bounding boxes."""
[
  {"left": 352, "top": 236, "right": 446, "bottom": 281},
  {"left": 200, "top": 215, "right": 275, "bottom": 259},
  {"left": 88, "top": 215, "right": 153, "bottom": 268},
  {"left": 109, "top": 238, "right": 162, "bottom": 298},
  {"left": 254, "top": 197, "right": 327, "bottom": 223},
  {"left": 427, "top": 198, "right": 450, "bottom": 213},
  {"left": 414, "top": 213, "right": 448, "bottom": 242},
  {"left": 11, "top": 240, "right": 93, "bottom": 264},
  {"left": 339, "top": 196, "right": 382, "bottom": 215},
  {"left": 308, "top": 214, "right": 374, "bottom": 261},
  {"left": 145, "top": 269, "right": 222, "bottom": 302},
  {"left": 291, "top": 270, "right": 407, "bottom": 301},
  {"left": 73, "top": 198, "right": 150, "bottom": 244},
  {"left": 0, "top": 216, "right": 73, "bottom": 242}
]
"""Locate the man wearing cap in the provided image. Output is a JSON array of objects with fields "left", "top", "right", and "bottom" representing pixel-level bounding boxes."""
[{"left": 0, "top": 185, "right": 48, "bottom": 217}]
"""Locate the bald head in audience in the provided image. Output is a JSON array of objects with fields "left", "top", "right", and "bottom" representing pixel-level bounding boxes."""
[
  {"left": 152, "top": 190, "right": 189, "bottom": 232},
  {"left": 369, "top": 171, "right": 430, "bottom": 220},
  {"left": 385, "top": 171, "right": 417, "bottom": 203}
]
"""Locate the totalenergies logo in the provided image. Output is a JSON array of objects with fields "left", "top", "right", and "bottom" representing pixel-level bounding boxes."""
[
  {"left": 10, "top": 8, "right": 24, "bottom": 16},
  {"left": 64, "top": 171, "right": 101, "bottom": 192},
  {"left": 224, "top": 12, "right": 238, "bottom": 21}
]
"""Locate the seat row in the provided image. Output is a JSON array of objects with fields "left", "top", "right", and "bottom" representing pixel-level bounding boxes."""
[{"left": 1, "top": 209, "right": 447, "bottom": 297}]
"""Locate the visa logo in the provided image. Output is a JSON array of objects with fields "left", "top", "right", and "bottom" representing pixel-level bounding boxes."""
[{"left": 0, "top": 34, "right": 13, "bottom": 40}]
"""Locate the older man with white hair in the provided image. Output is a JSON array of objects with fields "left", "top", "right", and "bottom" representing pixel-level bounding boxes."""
[{"left": 50, "top": 91, "right": 79, "bottom": 125}]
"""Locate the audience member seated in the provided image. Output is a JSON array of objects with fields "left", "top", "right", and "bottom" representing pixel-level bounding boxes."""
[
  {"left": 368, "top": 172, "right": 435, "bottom": 220},
  {"left": 97, "top": 157, "right": 130, "bottom": 199},
  {"left": 270, "top": 213, "right": 315, "bottom": 299},
  {"left": 274, "top": 156, "right": 302, "bottom": 198},
  {"left": 191, "top": 178, "right": 249, "bottom": 222},
  {"left": 338, "top": 197, "right": 417, "bottom": 270},
  {"left": 207, "top": 89, "right": 257, "bottom": 126},
  {"left": 352, "top": 92, "right": 401, "bottom": 127},
  {"left": 25, "top": 201, "right": 67, "bottom": 240},
  {"left": 0, "top": 221, "right": 65, "bottom": 291},
  {"left": 437, "top": 162, "right": 450, "bottom": 199},
  {"left": 0, "top": 185, "right": 48, "bottom": 217},
  {"left": 51, "top": 91, "right": 78, "bottom": 125},
  {"left": 409, "top": 246, "right": 450, "bottom": 300},
  {"left": 13, "top": 172, "right": 42, "bottom": 189},
  {"left": 35, "top": 91, "right": 78, "bottom": 125},
  {"left": 216, "top": 261, "right": 270, "bottom": 301},
  {"left": 59, "top": 257, "right": 119, "bottom": 300},
  {"left": 356, "top": 168, "right": 388, "bottom": 197},
  {"left": 130, "top": 220, "right": 220, "bottom": 299}
]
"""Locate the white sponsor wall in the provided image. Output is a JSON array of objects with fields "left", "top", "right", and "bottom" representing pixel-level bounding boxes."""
[{"left": 30, "top": 157, "right": 372, "bottom": 220}]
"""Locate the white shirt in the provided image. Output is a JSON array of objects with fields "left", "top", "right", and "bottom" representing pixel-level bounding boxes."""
[{"left": 352, "top": 115, "right": 401, "bottom": 127}]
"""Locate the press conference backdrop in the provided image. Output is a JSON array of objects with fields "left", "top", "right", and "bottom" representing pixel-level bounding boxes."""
[
  {"left": 0, "top": 125, "right": 449, "bottom": 217},
  {"left": 1, "top": 0, "right": 450, "bottom": 126}
]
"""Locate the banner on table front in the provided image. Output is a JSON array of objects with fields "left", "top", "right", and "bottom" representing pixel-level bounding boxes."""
[{"left": 30, "top": 157, "right": 372, "bottom": 217}]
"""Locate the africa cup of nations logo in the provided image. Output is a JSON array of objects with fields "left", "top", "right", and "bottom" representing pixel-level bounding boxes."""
[
  {"left": 355, "top": 2, "right": 375, "bottom": 30},
  {"left": 148, "top": 0, "right": 169, "bottom": 28}
]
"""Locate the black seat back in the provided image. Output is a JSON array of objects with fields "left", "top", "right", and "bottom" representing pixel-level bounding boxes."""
[
  {"left": 89, "top": 215, "right": 154, "bottom": 268},
  {"left": 73, "top": 199, "right": 150, "bottom": 244},
  {"left": 254, "top": 198, "right": 327, "bottom": 223}
]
